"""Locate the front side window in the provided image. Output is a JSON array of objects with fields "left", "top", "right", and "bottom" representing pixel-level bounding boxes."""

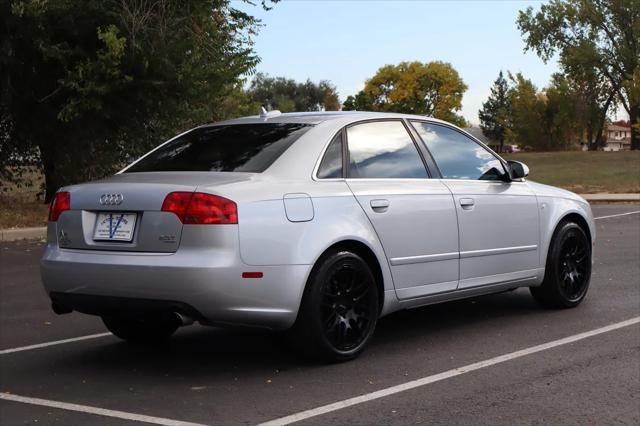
[
  {"left": 347, "top": 121, "right": 427, "bottom": 179},
  {"left": 317, "top": 132, "right": 343, "bottom": 178},
  {"left": 411, "top": 121, "right": 507, "bottom": 181},
  {"left": 125, "top": 123, "right": 311, "bottom": 173}
]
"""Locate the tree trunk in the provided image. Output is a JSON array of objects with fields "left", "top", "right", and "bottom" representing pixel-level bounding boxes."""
[
  {"left": 630, "top": 104, "right": 639, "bottom": 151},
  {"left": 586, "top": 126, "right": 597, "bottom": 151},
  {"left": 39, "top": 144, "right": 65, "bottom": 204}
]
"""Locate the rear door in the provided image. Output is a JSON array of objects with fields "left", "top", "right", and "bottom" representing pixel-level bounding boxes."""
[
  {"left": 344, "top": 120, "right": 460, "bottom": 299},
  {"left": 411, "top": 121, "right": 540, "bottom": 289}
]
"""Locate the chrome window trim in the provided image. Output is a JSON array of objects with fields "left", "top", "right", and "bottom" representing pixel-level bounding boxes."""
[{"left": 314, "top": 118, "right": 434, "bottom": 181}]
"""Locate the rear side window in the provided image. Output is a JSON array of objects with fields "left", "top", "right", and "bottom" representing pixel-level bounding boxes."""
[
  {"left": 317, "top": 132, "right": 343, "bottom": 178},
  {"left": 125, "top": 123, "right": 311, "bottom": 173},
  {"left": 346, "top": 121, "right": 427, "bottom": 179}
]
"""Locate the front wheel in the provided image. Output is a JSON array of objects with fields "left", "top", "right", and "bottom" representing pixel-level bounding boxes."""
[
  {"left": 102, "top": 314, "right": 179, "bottom": 344},
  {"left": 288, "top": 250, "right": 379, "bottom": 362},
  {"left": 531, "top": 221, "right": 592, "bottom": 308}
]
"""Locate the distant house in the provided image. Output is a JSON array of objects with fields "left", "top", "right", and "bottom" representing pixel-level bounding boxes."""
[
  {"left": 466, "top": 126, "right": 519, "bottom": 153},
  {"left": 604, "top": 121, "right": 632, "bottom": 151},
  {"left": 466, "top": 126, "right": 500, "bottom": 152}
]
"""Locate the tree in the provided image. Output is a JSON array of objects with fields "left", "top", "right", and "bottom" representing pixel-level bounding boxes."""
[
  {"left": 564, "top": 65, "right": 615, "bottom": 150},
  {"left": 1, "top": 0, "right": 275, "bottom": 201},
  {"left": 517, "top": 0, "right": 640, "bottom": 150},
  {"left": 544, "top": 73, "right": 585, "bottom": 150},
  {"left": 479, "top": 71, "right": 511, "bottom": 152},
  {"left": 342, "top": 92, "right": 373, "bottom": 111},
  {"left": 357, "top": 61, "right": 468, "bottom": 126},
  {"left": 246, "top": 73, "right": 340, "bottom": 112},
  {"left": 507, "top": 73, "right": 548, "bottom": 150}
]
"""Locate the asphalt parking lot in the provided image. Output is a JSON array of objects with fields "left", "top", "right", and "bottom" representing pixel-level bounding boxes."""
[{"left": 1, "top": 204, "right": 639, "bottom": 426}]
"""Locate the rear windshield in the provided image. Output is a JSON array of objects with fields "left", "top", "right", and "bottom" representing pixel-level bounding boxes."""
[{"left": 124, "top": 123, "right": 312, "bottom": 173}]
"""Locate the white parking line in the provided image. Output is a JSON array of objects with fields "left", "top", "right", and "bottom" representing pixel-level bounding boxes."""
[
  {"left": 0, "top": 333, "right": 111, "bottom": 355},
  {"left": 0, "top": 392, "right": 206, "bottom": 426},
  {"left": 258, "top": 316, "right": 640, "bottom": 426},
  {"left": 595, "top": 210, "right": 640, "bottom": 220}
]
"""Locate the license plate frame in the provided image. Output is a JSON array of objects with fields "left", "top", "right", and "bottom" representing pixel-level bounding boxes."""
[{"left": 93, "top": 212, "right": 138, "bottom": 242}]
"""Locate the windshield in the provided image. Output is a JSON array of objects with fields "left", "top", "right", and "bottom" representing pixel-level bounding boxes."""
[{"left": 125, "top": 123, "right": 312, "bottom": 173}]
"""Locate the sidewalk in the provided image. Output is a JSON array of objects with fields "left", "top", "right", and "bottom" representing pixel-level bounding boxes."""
[{"left": 1, "top": 193, "right": 639, "bottom": 242}]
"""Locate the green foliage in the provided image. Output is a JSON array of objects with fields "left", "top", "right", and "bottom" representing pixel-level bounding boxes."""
[
  {"left": 347, "top": 61, "right": 468, "bottom": 126},
  {"left": 517, "top": 0, "right": 640, "bottom": 149},
  {"left": 246, "top": 73, "right": 340, "bottom": 112},
  {"left": 479, "top": 71, "right": 511, "bottom": 151},
  {"left": 506, "top": 73, "right": 548, "bottom": 150},
  {"left": 342, "top": 92, "right": 373, "bottom": 111},
  {"left": 1, "top": 0, "right": 276, "bottom": 201},
  {"left": 480, "top": 68, "right": 619, "bottom": 151}
]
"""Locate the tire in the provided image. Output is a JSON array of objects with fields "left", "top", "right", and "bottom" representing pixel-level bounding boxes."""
[
  {"left": 288, "top": 250, "right": 379, "bottom": 362},
  {"left": 531, "top": 221, "right": 592, "bottom": 308},
  {"left": 102, "top": 314, "right": 179, "bottom": 344}
]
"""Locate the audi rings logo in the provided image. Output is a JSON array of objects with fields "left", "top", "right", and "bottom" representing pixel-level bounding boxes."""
[{"left": 99, "top": 193, "right": 124, "bottom": 206}]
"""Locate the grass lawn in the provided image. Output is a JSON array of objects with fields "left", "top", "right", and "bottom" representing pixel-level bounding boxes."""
[
  {"left": 0, "top": 168, "right": 49, "bottom": 229},
  {"left": 503, "top": 151, "right": 640, "bottom": 194},
  {"left": 0, "top": 151, "right": 639, "bottom": 228}
]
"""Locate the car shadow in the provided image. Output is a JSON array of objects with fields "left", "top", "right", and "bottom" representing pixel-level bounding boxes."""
[{"left": 40, "top": 288, "right": 548, "bottom": 379}]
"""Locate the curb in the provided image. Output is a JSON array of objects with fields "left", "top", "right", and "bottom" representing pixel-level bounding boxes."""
[
  {"left": 1, "top": 194, "right": 638, "bottom": 242},
  {"left": 580, "top": 194, "right": 640, "bottom": 202},
  {"left": 1, "top": 227, "right": 47, "bottom": 242}
]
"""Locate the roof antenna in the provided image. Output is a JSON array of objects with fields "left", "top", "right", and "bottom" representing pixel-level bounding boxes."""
[{"left": 259, "top": 104, "right": 281, "bottom": 119}]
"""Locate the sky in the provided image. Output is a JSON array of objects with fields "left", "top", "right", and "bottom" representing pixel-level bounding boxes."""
[{"left": 240, "top": 0, "right": 559, "bottom": 125}]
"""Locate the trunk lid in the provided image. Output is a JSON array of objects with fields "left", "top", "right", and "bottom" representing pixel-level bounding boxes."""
[{"left": 56, "top": 172, "right": 250, "bottom": 252}]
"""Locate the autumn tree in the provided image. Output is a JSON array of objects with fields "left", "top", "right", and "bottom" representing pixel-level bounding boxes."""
[
  {"left": 479, "top": 71, "right": 511, "bottom": 152},
  {"left": 351, "top": 61, "right": 468, "bottom": 126},
  {"left": 247, "top": 73, "right": 340, "bottom": 112},
  {"left": 518, "top": 0, "right": 640, "bottom": 150},
  {"left": 1, "top": 0, "right": 276, "bottom": 201}
]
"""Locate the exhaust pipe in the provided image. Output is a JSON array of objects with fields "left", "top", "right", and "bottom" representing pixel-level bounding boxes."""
[
  {"left": 173, "top": 312, "right": 194, "bottom": 326},
  {"left": 51, "top": 301, "right": 72, "bottom": 315}
]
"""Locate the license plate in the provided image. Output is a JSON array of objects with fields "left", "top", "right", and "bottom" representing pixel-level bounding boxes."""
[{"left": 93, "top": 213, "right": 137, "bottom": 242}]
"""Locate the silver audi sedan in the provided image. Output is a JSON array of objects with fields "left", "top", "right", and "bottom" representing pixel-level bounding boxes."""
[{"left": 41, "top": 111, "right": 595, "bottom": 361}]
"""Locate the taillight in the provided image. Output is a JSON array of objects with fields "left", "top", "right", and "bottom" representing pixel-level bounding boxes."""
[
  {"left": 160, "top": 192, "right": 192, "bottom": 223},
  {"left": 48, "top": 191, "right": 70, "bottom": 222},
  {"left": 161, "top": 192, "right": 237, "bottom": 224}
]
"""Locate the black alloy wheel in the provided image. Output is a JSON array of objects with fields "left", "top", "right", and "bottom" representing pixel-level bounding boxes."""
[
  {"left": 289, "top": 250, "right": 379, "bottom": 362},
  {"left": 557, "top": 230, "right": 590, "bottom": 301},
  {"left": 321, "top": 258, "right": 376, "bottom": 351},
  {"left": 531, "top": 221, "right": 592, "bottom": 308}
]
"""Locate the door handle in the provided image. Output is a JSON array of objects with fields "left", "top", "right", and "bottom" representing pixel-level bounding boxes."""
[
  {"left": 370, "top": 199, "right": 389, "bottom": 212},
  {"left": 459, "top": 198, "right": 475, "bottom": 209}
]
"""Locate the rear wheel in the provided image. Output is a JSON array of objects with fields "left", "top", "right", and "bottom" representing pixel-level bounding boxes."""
[
  {"left": 102, "top": 314, "right": 179, "bottom": 344},
  {"left": 289, "top": 250, "right": 379, "bottom": 362},
  {"left": 531, "top": 221, "right": 591, "bottom": 308}
]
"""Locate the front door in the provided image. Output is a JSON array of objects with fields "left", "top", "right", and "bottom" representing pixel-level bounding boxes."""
[
  {"left": 344, "top": 120, "right": 460, "bottom": 299},
  {"left": 411, "top": 121, "right": 540, "bottom": 289}
]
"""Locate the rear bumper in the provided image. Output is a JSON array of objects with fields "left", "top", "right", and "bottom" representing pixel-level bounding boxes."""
[{"left": 40, "top": 240, "right": 310, "bottom": 330}]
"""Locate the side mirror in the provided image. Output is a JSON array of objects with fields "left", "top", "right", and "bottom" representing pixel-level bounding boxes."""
[{"left": 507, "top": 160, "right": 529, "bottom": 180}]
